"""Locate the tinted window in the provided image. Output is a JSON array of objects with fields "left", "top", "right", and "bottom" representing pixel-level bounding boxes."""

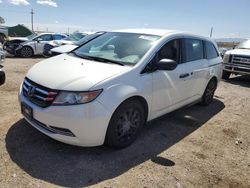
[
  {"left": 37, "top": 34, "right": 53, "bottom": 41},
  {"left": 53, "top": 34, "right": 65, "bottom": 40},
  {"left": 182, "top": 39, "right": 204, "bottom": 62},
  {"left": 158, "top": 39, "right": 180, "bottom": 63},
  {"left": 205, "top": 41, "right": 219, "bottom": 59}
]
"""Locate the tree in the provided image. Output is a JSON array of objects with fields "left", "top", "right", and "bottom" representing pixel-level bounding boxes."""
[{"left": 0, "top": 16, "right": 5, "bottom": 24}]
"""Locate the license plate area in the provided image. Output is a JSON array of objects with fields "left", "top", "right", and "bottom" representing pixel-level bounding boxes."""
[{"left": 21, "top": 103, "right": 33, "bottom": 120}]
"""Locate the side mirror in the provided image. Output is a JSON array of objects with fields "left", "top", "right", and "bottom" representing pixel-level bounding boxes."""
[
  {"left": 35, "top": 38, "right": 43, "bottom": 43},
  {"left": 107, "top": 45, "right": 115, "bottom": 50},
  {"left": 156, "top": 59, "right": 178, "bottom": 71}
]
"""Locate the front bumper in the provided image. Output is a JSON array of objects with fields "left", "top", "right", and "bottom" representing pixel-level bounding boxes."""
[
  {"left": 19, "top": 91, "right": 112, "bottom": 147},
  {"left": 223, "top": 63, "right": 250, "bottom": 75}
]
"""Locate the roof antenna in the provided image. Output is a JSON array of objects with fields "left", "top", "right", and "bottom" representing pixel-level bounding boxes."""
[{"left": 210, "top": 27, "right": 213, "bottom": 38}]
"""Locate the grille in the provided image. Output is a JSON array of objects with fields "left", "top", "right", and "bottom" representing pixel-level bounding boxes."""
[
  {"left": 22, "top": 78, "right": 58, "bottom": 108},
  {"left": 232, "top": 55, "right": 250, "bottom": 66}
]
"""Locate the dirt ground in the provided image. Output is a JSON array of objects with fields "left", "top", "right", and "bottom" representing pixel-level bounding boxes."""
[{"left": 0, "top": 57, "right": 249, "bottom": 188}]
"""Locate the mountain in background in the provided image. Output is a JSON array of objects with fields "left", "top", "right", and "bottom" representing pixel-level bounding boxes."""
[{"left": 215, "top": 38, "right": 246, "bottom": 43}]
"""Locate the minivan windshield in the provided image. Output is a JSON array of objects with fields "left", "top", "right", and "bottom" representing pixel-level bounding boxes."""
[
  {"left": 236, "top": 39, "right": 250, "bottom": 50},
  {"left": 73, "top": 32, "right": 161, "bottom": 65}
]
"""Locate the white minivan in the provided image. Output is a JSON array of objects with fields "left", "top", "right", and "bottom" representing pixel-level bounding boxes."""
[{"left": 19, "top": 29, "right": 222, "bottom": 148}]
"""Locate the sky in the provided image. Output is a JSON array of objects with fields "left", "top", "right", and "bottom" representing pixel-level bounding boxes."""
[{"left": 0, "top": 0, "right": 249, "bottom": 38}]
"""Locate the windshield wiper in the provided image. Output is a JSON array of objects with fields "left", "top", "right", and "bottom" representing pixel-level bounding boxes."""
[
  {"left": 70, "top": 52, "right": 125, "bottom": 66},
  {"left": 238, "top": 48, "right": 250, "bottom": 50},
  {"left": 70, "top": 51, "right": 84, "bottom": 58},
  {"left": 90, "top": 56, "right": 125, "bottom": 66}
]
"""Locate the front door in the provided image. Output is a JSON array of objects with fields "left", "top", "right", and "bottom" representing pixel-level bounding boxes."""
[{"left": 34, "top": 34, "right": 53, "bottom": 55}]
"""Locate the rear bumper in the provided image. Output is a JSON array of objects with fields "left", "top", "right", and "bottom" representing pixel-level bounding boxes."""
[{"left": 223, "top": 63, "right": 250, "bottom": 75}]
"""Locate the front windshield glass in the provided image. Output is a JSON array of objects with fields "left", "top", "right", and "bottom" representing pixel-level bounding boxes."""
[
  {"left": 65, "top": 33, "right": 86, "bottom": 41},
  {"left": 73, "top": 32, "right": 161, "bottom": 65},
  {"left": 236, "top": 39, "right": 250, "bottom": 49}
]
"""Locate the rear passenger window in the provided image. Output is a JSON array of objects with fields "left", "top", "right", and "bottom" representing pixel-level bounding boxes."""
[
  {"left": 205, "top": 41, "right": 219, "bottom": 59},
  {"left": 182, "top": 39, "right": 204, "bottom": 62}
]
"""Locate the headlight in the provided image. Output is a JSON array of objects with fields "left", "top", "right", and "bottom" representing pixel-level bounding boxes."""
[
  {"left": 223, "top": 54, "right": 230, "bottom": 63},
  {"left": 52, "top": 89, "right": 103, "bottom": 105}
]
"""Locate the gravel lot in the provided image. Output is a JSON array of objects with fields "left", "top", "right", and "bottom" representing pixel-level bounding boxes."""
[{"left": 0, "top": 57, "right": 249, "bottom": 188}]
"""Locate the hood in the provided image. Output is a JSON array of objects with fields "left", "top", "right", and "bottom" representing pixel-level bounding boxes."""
[
  {"left": 26, "top": 54, "right": 130, "bottom": 91},
  {"left": 51, "top": 44, "right": 78, "bottom": 54},
  {"left": 8, "top": 37, "right": 28, "bottom": 42},
  {"left": 225, "top": 49, "right": 250, "bottom": 56}
]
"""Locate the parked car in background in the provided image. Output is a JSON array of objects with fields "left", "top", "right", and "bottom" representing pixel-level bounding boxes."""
[
  {"left": 222, "top": 39, "right": 250, "bottom": 79},
  {"left": 47, "top": 31, "right": 105, "bottom": 56},
  {"left": 19, "top": 29, "right": 222, "bottom": 148},
  {"left": 3, "top": 33, "right": 67, "bottom": 57},
  {"left": 43, "top": 32, "right": 96, "bottom": 57},
  {"left": 0, "top": 44, "right": 6, "bottom": 85},
  {"left": 0, "top": 26, "right": 8, "bottom": 44}
]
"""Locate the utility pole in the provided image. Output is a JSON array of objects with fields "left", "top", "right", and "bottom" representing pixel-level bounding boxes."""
[
  {"left": 30, "top": 9, "right": 34, "bottom": 32},
  {"left": 210, "top": 27, "right": 213, "bottom": 38}
]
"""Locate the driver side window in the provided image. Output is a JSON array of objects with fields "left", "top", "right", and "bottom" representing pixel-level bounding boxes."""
[
  {"left": 158, "top": 39, "right": 180, "bottom": 63},
  {"left": 36, "top": 34, "right": 53, "bottom": 41}
]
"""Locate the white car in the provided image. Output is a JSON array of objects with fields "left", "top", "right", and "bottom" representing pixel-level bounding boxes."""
[
  {"left": 4, "top": 33, "right": 66, "bottom": 57},
  {"left": 222, "top": 39, "right": 250, "bottom": 79},
  {"left": 19, "top": 29, "right": 222, "bottom": 148},
  {"left": 49, "top": 32, "right": 105, "bottom": 56}
]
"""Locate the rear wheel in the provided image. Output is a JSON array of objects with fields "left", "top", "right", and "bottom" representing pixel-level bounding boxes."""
[
  {"left": 222, "top": 70, "right": 231, "bottom": 80},
  {"left": 106, "top": 100, "right": 145, "bottom": 149},
  {"left": 20, "top": 46, "right": 33, "bottom": 58},
  {"left": 201, "top": 79, "right": 217, "bottom": 106}
]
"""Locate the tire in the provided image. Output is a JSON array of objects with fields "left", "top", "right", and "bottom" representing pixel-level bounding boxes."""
[
  {"left": 222, "top": 70, "right": 231, "bottom": 80},
  {"left": 201, "top": 79, "right": 217, "bottom": 106},
  {"left": 42, "top": 52, "right": 51, "bottom": 58},
  {"left": 20, "top": 46, "right": 34, "bottom": 58},
  {"left": 106, "top": 100, "right": 145, "bottom": 149},
  {"left": 0, "top": 71, "right": 6, "bottom": 86}
]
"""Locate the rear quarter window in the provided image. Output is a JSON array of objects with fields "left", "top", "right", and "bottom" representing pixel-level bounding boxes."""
[{"left": 205, "top": 41, "right": 219, "bottom": 59}]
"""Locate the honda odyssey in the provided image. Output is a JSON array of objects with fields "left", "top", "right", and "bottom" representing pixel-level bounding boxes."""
[{"left": 19, "top": 29, "right": 222, "bottom": 148}]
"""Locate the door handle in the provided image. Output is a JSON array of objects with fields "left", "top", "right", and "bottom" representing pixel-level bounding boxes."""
[{"left": 179, "top": 73, "right": 190, "bottom": 79}]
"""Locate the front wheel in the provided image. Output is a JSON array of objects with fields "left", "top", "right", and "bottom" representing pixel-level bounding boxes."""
[
  {"left": 20, "top": 46, "right": 33, "bottom": 58},
  {"left": 106, "top": 100, "right": 145, "bottom": 149},
  {"left": 201, "top": 79, "right": 217, "bottom": 106}
]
